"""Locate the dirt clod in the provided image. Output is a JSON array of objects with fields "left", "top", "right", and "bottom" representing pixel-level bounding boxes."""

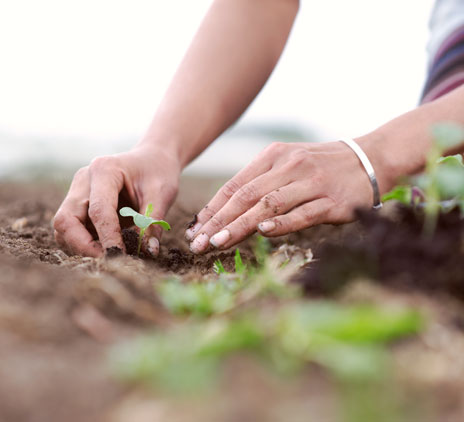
[
  {"left": 122, "top": 228, "right": 139, "bottom": 256},
  {"left": 105, "top": 246, "right": 123, "bottom": 258},
  {"left": 186, "top": 214, "right": 198, "bottom": 229}
]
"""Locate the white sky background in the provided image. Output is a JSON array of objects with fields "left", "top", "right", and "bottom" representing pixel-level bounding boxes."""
[{"left": 0, "top": 0, "right": 435, "bottom": 174}]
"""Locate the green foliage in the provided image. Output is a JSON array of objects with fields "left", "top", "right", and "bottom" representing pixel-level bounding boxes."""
[
  {"left": 234, "top": 248, "right": 246, "bottom": 275},
  {"left": 431, "top": 122, "right": 464, "bottom": 151},
  {"left": 383, "top": 123, "right": 464, "bottom": 235},
  {"left": 110, "top": 234, "right": 425, "bottom": 422},
  {"left": 212, "top": 259, "right": 226, "bottom": 275},
  {"left": 254, "top": 235, "right": 271, "bottom": 266},
  {"left": 156, "top": 245, "right": 299, "bottom": 318},
  {"left": 381, "top": 185, "right": 412, "bottom": 205},
  {"left": 156, "top": 278, "right": 240, "bottom": 316},
  {"left": 212, "top": 248, "right": 247, "bottom": 277},
  {"left": 119, "top": 203, "right": 170, "bottom": 255},
  {"left": 422, "top": 124, "right": 464, "bottom": 233},
  {"left": 110, "top": 302, "right": 423, "bottom": 393}
]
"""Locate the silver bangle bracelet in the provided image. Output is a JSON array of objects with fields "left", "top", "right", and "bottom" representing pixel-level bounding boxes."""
[{"left": 339, "top": 138, "right": 383, "bottom": 210}]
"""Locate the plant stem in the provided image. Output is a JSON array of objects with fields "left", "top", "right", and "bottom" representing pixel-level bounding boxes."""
[
  {"left": 137, "top": 228, "right": 145, "bottom": 256},
  {"left": 423, "top": 150, "right": 440, "bottom": 237}
]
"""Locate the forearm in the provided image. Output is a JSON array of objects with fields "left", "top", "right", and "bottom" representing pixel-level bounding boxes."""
[
  {"left": 358, "top": 84, "right": 464, "bottom": 194},
  {"left": 137, "top": 0, "right": 299, "bottom": 168}
]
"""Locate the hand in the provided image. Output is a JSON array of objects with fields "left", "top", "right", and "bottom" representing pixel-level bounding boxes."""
[
  {"left": 53, "top": 145, "right": 181, "bottom": 257},
  {"left": 185, "top": 140, "right": 386, "bottom": 254}
]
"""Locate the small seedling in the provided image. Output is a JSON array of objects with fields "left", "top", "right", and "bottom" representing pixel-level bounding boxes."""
[
  {"left": 234, "top": 248, "right": 246, "bottom": 275},
  {"left": 213, "top": 259, "right": 227, "bottom": 275},
  {"left": 213, "top": 248, "right": 247, "bottom": 277},
  {"left": 119, "top": 203, "right": 171, "bottom": 255},
  {"left": 422, "top": 123, "right": 464, "bottom": 234},
  {"left": 383, "top": 123, "right": 464, "bottom": 235}
]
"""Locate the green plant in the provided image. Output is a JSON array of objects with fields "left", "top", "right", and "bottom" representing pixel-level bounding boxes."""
[
  {"left": 110, "top": 302, "right": 423, "bottom": 393},
  {"left": 213, "top": 248, "right": 247, "bottom": 277},
  {"left": 421, "top": 124, "right": 464, "bottom": 234},
  {"left": 119, "top": 203, "right": 171, "bottom": 255},
  {"left": 156, "top": 278, "right": 241, "bottom": 316},
  {"left": 382, "top": 123, "right": 464, "bottom": 234}
]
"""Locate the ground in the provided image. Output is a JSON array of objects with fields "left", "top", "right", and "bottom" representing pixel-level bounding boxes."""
[{"left": 0, "top": 177, "right": 463, "bottom": 422}]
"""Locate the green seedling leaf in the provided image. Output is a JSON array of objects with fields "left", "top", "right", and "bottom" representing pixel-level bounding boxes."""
[
  {"left": 437, "top": 154, "right": 464, "bottom": 166},
  {"left": 134, "top": 213, "right": 155, "bottom": 229},
  {"left": 435, "top": 165, "right": 464, "bottom": 198},
  {"left": 234, "top": 249, "right": 246, "bottom": 275},
  {"left": 156, "top": 278, "right": 239, "bottom": 316},
  {"left": 213, "top": 259, "right": 227, "bottom": 275},
  {"left": 119, "top": 207, "right": 138, "bottom": 217},
  {"left": 152, "top": 219, "right": 171, "bottom": 231},
  {"left": 145, "top": 203, "right": 153, "bottom": 217},
  {"left": 432, "top": 123, "right": 464, "bottom": 151},
  {"left": 119, "top": 203, "right": 171, "bottom": 255},
  {"left": 254, "top": 235, "right": 271, "bottom": 266},
  {"left": 422, "top": 124, "right": 464, "bottom": 236},
  {"left": 381, "top": 185, "right": 411, "bottom": 205}
]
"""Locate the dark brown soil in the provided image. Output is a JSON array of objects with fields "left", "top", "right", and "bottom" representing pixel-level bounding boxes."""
[
  {"left": 298, "top": 206, "right": 464, "bottom": 300},
  {"left": 1, "top": 179, "right": 464, "bottom": 421}
]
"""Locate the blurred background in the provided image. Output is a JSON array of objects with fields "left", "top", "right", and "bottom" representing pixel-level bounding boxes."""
[{"left": 1, "top": 0, "right": 435, "bottom": 179}]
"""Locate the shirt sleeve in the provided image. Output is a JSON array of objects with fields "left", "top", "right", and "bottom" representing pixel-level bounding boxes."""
[{"left": 421, "top": 0, "right": 464, "bottom": 103}]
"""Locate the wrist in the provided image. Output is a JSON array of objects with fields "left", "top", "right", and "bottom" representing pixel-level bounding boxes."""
[
  {"left": 132, "top": 135, "right": 184, "bottom": 174},
  {"left": 135, "top": 129, "right": 188, "bottom": 170},
  {"left": 355, "top": 130, "right": 403, "bottom": 195}
]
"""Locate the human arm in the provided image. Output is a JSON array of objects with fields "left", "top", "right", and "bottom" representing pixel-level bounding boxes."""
[
  {"left": 53, "top": 0, "right": 300, "bottom": 257},
  {"left": 186, "top": 84, "right": 464, "bottom": 254}
]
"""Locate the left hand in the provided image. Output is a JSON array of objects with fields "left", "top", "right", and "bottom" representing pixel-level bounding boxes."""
[{"left": 185, "top": 140, "right": 384, "bottom": 253}]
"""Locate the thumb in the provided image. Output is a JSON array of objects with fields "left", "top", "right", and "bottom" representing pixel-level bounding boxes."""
[{"left": 138, "top": 184, "right": 177, "bottom": 257}]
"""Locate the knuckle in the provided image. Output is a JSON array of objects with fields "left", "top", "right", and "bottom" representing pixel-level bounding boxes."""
[
  {"left": 264, "top": 142, "right": 286, "bottom": 156},
  {"left": 201, "top": 205, "right": 216, "bottom": 220},
  {"left": 88, "top": 201, "right": 106, "bottom": 221},
  {"left": 261, "top": 192, "right": 285, "bottom": 214},
  {"left": 236, "top": 215, "right": 251, "bottom": 233},
  {"left": 74, "top": 166, "right": 89, "bottom": 180},
  {"left": 208, "top": 215, "right": 224, "bottom": 230},
  {"left": 221, "top": 180, "right": 241, "bottom": 200},
  {"left": 90, "top": 156, "right": 117, "bottom": 172},
  {"left": 310, "top": 171, "right": 324, "bottom": 188},
  {"left": 290, "top": 148, "right": 309, "bottom": 164},
  {"left": 302, "top": 206, "right": 316, "bottom": 226},
  {"left": 99, "top": 228, "right": 120, "bottom": 244},
  {"left": 53, "top": 212, "right": 68, "bottom": 233},
  {"left": 235, "top": 183, "right": 258, "bottom": 205}
]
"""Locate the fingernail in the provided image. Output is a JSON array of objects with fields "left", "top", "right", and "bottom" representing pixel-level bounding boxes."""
[
  {"left": 185, "top": 222, "right": 203, "bottom": 241},
  {"left": 147, "top": 237, "right": 159, "bottom": 257},
  {"left": 189, "top": 233, "right": 210, "bottom": 254},
  {"left": 258, "top": 220, "right": 276, "bottom": 233},
  {"left": 210, "top": 229, "right": 231, "bottom": 248}
]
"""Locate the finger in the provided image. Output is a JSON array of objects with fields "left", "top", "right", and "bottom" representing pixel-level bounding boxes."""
[
  {"left": 54, "top": 230, "right": 65, "bottom": 247},
  {"left": 185, "top": 154, "right": 273, "bottom": 240},
  {"left": 205, "top": 184, "right": 317, "bottom": 251},
  {"left": 257, "top": 197, "right": 335, "bottom": 237},
  {"left": 189, "top": 172, "right": 295, "bottom": 253},
  {"left": 54, "top": 167, "right": 104, "bottom": 257},
  {"left": 54, "top": 214, "right": 103, "bottom": 257},
  {"left": 88, "top": 157, "right": 125, "bottom": 252},
  {"left": 138, "top": 182, "right": 178, "bottom": 257}
]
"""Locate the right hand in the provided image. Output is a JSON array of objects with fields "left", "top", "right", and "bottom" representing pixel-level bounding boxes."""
[{"left": 53, "top": 144, "right": 181, "bottom": 257}]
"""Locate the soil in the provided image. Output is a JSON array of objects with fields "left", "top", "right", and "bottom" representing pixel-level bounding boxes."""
[
  {"left": 1, "top": 178, "right": 464, "bottom": 422},
  {"left": 298, "top": 206, "right": 464, "bottom": 300}
]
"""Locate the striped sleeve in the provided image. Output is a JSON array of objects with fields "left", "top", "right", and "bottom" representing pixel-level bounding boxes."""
[{"left": 421, "top": 24, "right": 464, "bottom": 103}]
